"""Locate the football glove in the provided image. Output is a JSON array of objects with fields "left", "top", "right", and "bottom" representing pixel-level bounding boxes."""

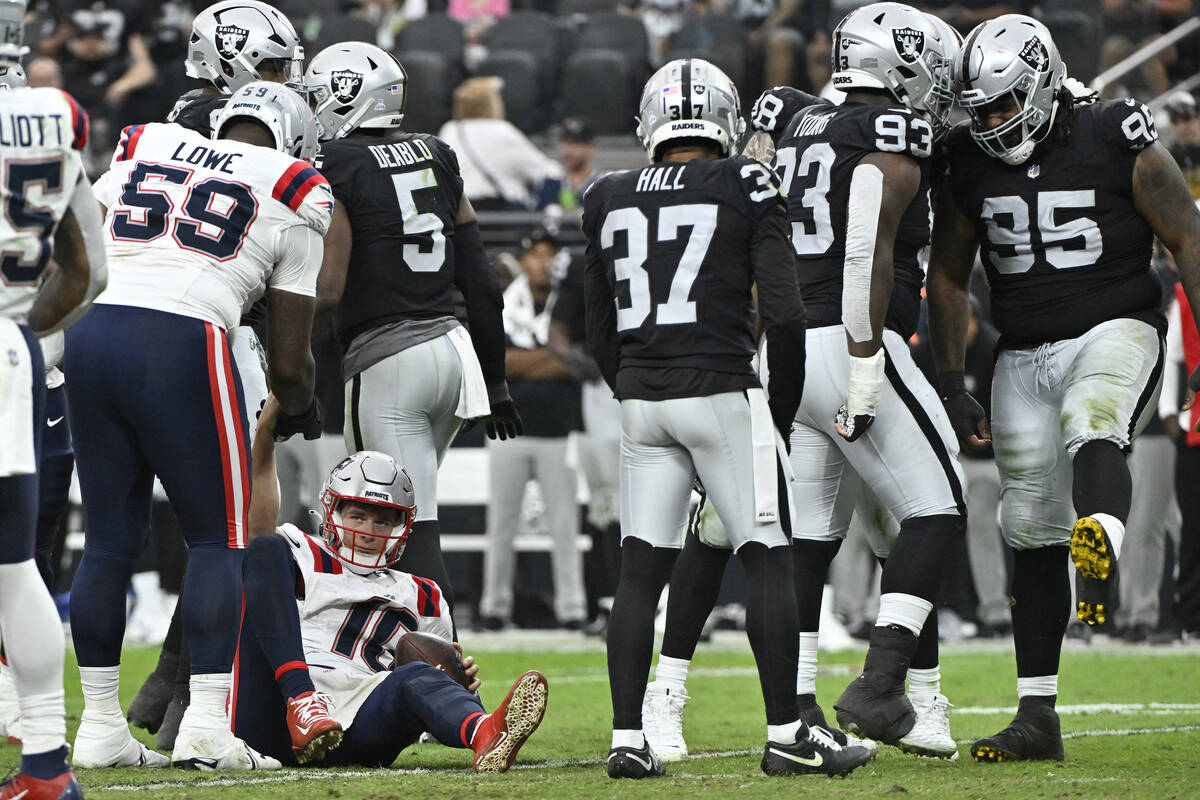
[
  {"left": 835, "top": 350, "right": 885, "bottom": 442},
  {"left": 483, "top": 399, "right": 524, "bottom": 441},
  {"left": 274, "top": 396, "right": 323, "bottom": 441},
  {"left": 938, "top": 370, "right": 990, "bottom": 449}
]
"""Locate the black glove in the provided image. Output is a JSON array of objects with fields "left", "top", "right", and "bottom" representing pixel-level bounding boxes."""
[
  {"left": 483, "top": 399, "right": 523, "bottom": 441},
  {"left": 937, "top": 371, "right": 988, "bottom": 445},
  {"left": 1190, "top": 363, "right": 1200, "bottom": 394},
  {"left": 835, "top": 402, "right": 874, "bottom": 442},
  {"left": 274, "top": 397, "right": 323, "bottom": 442}
]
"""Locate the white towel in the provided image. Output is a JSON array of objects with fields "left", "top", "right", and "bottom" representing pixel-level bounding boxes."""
[
  {"left": 448, "top": 325, "right": 490, "bottom": 420},
  {"left": 746, "top": 387, "right": 784, "bottom": 524},
  {"left": 0, "top": 318, "right": 36, "bottom": 477}
]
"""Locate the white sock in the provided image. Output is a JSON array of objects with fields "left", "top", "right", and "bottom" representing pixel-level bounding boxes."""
[
  {"left": 189, "top": 673, "right": 232, "bottom": 723},
  {"left": 79, "top": 665, "right": 123, "bottom": 720},
  {"left": 653, "top": 655, "right": 690, "bottom": 692},
  {"left": 876, "top": 593, "right": 934, "bottom": 637},
  {"left": 1017, "top": 675, "right": 1058, "bottom": 698},
  {"left": 612, "top": 729, "right": 645, "bottom": 749},
  {"left": 1089, "top": 513, "right": 1125, "bottom": 561},
  {"left": 0, "top": 560, "right": 67, "bottom": 753},
  {"left": 767, "top": 719, "right": 803, "bottom": 744},
  {"left": 796, "top": 632, "right": 819, "bottom": 695},
  {"left": 907, "top": 666, "right": 941, "bottom": 702}
]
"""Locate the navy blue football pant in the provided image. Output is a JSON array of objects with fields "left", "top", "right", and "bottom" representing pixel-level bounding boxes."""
[
  {"left": 65, "top": 305, "right": 250, "bottom": 674},
  {"left": 35, "top": 385, "right": 72, "bottom": 589},
  {"left": 0, "top": 324, "right": 45, "bottom": 564}
]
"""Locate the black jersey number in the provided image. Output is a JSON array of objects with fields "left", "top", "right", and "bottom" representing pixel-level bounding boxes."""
[
  {"left": 391, "top": 169, "right": 446, "bottom": 272},
  {"left": 775, "top": 143, "right": 835, "bottom": 255},
  {"left": 0, "top": 157, "right": 64, "bottom": 286},
  {"left": 600, "top": 203, "right": 718, "bottom": 331},
  {"left": 981, "top": 191, "right": 1102, "bottom": 274}
]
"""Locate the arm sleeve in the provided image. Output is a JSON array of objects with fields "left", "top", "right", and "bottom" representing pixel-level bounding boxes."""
[
  {"left": 751, "top": 200, "right": 808, "bottom": 430},
  {"left": 453, "top": 219, "right": 507, "bottom": 390},
  {"left": 583, "top": 243, "right": 620, "bottom": 392},
  {"left": 269, "top": 224, "right": 324, "bottom": 297}
]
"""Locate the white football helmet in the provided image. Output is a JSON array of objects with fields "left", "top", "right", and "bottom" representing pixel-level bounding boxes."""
[
  {"left": 924, "top": 13, "right": 962, "bottom": 137},
  {"left": 304, "top": 42, "right": 407, "bottom": 141},
  {"left": 636, "top": 58, "right": 746, "bottom": 160},
  {"left": 0, "top": 62, "right": 25, "bottom": 89},
  {"left": 319, "top": 451, "right": 417, "bottom": 575},
  {"left": 955, "top": 14, "right": 1066, "bottom": 165},
  {"left": 186, "top": 0, "right": 303, "bottom": 93},
  {"left": 831, "top": 2, "right": 953, "bottom": 120},
  {"left": 213, "top": 80, "right": 319, "bottom": 163}
]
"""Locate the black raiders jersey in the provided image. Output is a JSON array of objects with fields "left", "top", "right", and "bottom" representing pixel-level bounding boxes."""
[
  {"left": 582, "top": 155, "right": 803, "bottom": 402},
  {"left": 944, "top": 98, "right": 1164, "bottom": 348},
  {"left": 750, "top": 85, "right": 826, "bottom": 147},
  {"left": 776, "top": 102, "right": 933, "bottom": 338},
  {"left": 316, "top": 133, "right": 465, "bottom": 349}
]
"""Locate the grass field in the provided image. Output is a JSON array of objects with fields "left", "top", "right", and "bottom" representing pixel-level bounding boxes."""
[{"left": 3, "top": 633, "right": 1198, "bottom": 799}]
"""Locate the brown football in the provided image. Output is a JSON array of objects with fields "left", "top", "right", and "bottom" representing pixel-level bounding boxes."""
[{"left": 394, "top": 631, "right": 472, "bottom": 689}]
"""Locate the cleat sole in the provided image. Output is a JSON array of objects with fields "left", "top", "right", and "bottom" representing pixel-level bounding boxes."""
[
  {"left": 972, "top": 744, "right": 1008, "bottom": 762},
  {"left": 294, "top": 728, "right": 343, "bottom": 765},
  {"left": 475, "top": 672, "right": 548, "bottom": 773}
]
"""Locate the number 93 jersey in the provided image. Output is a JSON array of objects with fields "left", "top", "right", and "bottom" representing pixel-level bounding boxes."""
[
  {"left": 776, "top": 102, "right": 933, "bottom": 338},
  {"left": 93, "top": 122, "right": 334, "bottom": 330},
  {"left": 943, "top": 99, "right": 1162, "bottom": 348},
  {"left": 0, "top": 87, "right": 90, "bottom": 323},
  {"left": 314, "top": 133, "right": 464, "bottom": 349}
]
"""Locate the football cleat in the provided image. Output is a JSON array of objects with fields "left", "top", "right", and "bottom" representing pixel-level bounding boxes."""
[
  {"left": 1071, "top": 517, "right": 1119, "bottom": 626},
  {"left": 897, "top": 693, "right": 958, "bottom": 759},
  {"left": 472, "top": 671, "right": 548, "bottom": 773},
  {"left": 72, "top": 713, "right": 170, "bottom": 768},
  {"left": 799, "top": 698, "right": 878, "bottom": 759},
  {"left": 0, "top": 770, "right": 83, "bottom": 800},
  {"left": 642, "top": 682, "right": 688, "bottom": 762},
  {"left": 607, "top": 737, "right": 665, "bottom": 779},
  {"left": 971, "top": 697, "right": 1064, "bottom": 762},
  {"left": 761, "top": 724, "right": 874, "bottom": 777},
  {"left": 834, "top": 675, "right": 916, "bottom": 744},
  {"left": 172, "top": 727, "right": 282, "bottom": 770},
  {"left": 286, "top": 692, "right": 343, "bottom": 765}
]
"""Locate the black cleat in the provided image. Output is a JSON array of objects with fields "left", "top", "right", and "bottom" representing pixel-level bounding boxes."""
[
  {"left": 1070, "top": 517, "right": 1119, "bottom": 627},
  {"left": 607, "top": 739, "right": 665, "bottom": 779},
  {"left": 834, "top": 624, "right": 918, "bottom": 743},
  {"left": 971, "top": 698, "right": 1064, "bottom": 762},
  {"left": 761, "top": 726, "right": 874, "bottom": 777}
]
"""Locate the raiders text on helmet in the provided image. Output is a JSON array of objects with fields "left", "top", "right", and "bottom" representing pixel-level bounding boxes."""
[
  {"left": 955, "top": 14, "right": 1066, "bottom": 165},
  {"left": 304, "top": 42, "right": 408, "bottom": 140},
  {"left": 636, "top": 58, "right": 746, "bottom": 160},
  {"left": 319, "top": 451, "right": 417, "bottom": 574},
  {"left": 186, "top": 0, "right": 303, "bottom": 93},
  {"left": 213, "top": 80, "right": 319, "bottom": 163}
]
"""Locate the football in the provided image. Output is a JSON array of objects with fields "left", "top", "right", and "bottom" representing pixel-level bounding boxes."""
[{"left": 394, "top": 631, "right": 472, "bottom": 689}]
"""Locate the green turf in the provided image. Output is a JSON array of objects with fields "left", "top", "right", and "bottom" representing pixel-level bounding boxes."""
[{"left": 3, "top": 638, "right": 1198, "bottom": 799}]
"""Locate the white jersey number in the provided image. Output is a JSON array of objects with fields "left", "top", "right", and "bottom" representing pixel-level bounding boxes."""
[
  {"left": 391, "top": 169, "right": 446, "bottom": 273},
  {"left": 981, "top": 191, "right": 1102, "bottom": 274},
  {"left": 776, "top": 143, "right": 835, "bottom": 255}
]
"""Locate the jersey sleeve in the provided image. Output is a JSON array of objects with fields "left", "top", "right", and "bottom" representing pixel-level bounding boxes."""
[
  {"left": 427, "top": 135, "right": 465, "bottom": 208},
  {"left": 271, "top": 159, "right": 334, "bottom": 235},
  {"left": 750, "top": 86, "right": 822, "bottom": 144},
  {"left": 57, "top": 89, "right": 89, "bottom": 151},
  {"left": 1098, "top": 98, "right": 1158, "bottom": 153},
  {"left": 269, "top": 224, "right": 323, "bottom": 296},
  {"left": 275, "top": 524, "right": 320, "bottom": 595},
  {"left": 411, "top": 575, "right": 455, "bottom": 643},
  {"left": 729, "top": 155, "right": 786, "bottom": 224}
]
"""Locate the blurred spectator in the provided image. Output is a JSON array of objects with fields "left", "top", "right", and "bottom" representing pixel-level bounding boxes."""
[
  {"left": 478, "top": 228, "right": 586, "bottom": 631},
  {"left": 1158, "top": 0, "right": 1199, "bottom": 87},
  {"left": 362, "top": 0, "right": 430, "bottom": 51},
  {"left": 539, "top": 117, "right": 602, "bottom": 211},
  {"left": 448, "top": 0, "right": 508, "bottom": 46},
  {"left": 1097, "top": 0, "right": 1167, "bottom": 99},
  {"left": 25, "top": 56, "right": 62, "bottom": 88},
  {"left": 709, "top": 0, "right": 807, "bottom": 96},
  {"left": 437, "top": 76, "right": 561, "bottom": 210},
  {"left": 622, "top": 0, "right": 693, "bottom": 65},
  {"left": 1166, "top": 91, "right": 1200, "bottom": 199},
  {"left": 920, "top": 0, "right": 1033, "bottom": 37}
]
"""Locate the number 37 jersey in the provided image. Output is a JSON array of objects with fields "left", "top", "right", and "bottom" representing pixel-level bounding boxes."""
[{"left": 93, "top": 122, "right": 334, "bottom": 330}]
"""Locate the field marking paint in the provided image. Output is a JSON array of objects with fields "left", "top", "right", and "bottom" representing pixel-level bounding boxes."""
[
  {"left": 954, "top": 703, "right": 1200, "bottom": 716},
  {"left": 91, "top": 726, "right": 1200, "bottom": 792}
]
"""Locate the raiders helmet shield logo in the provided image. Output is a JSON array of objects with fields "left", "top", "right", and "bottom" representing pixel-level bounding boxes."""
[
  {"left": 892, "top": 27, "right": 925, "bottom": 63},
  {"left": 332, "top": 69, "right": 364, "bottom": 104},
  {"left": 215, "top": 24, "right": 248, "bottom": 60},
  {"left": 1019, "top": 36, "right": 1049, "bottom": 71}
]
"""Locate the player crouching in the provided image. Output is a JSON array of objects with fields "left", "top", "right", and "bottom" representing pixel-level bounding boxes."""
[{"left": 230, "top": 395, "right": 548, "bottom": 771}]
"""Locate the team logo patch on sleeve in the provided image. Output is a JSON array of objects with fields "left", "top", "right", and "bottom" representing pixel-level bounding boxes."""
[
  {"left": 892, "top": 27, "right": 925, "bottom": 63},
  {"left": 216, "top": 24, "right": 249, "bottom": 60},
  {"left": 1019, "top": 36, "right": 1049, "bottom": 71},
  {"left": 332, "top": 70, "right": 364, "bottom": 104}
]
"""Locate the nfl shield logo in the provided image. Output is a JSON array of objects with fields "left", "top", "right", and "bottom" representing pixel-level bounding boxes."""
[
  {"left": 7, "top": 348, "right": 17, "bottom": 366},
  {"left": 332, "top": 70, "right": 364, "bottom": 104},
  {"left": 215, "top": 24, "right": 249, "bottom": 60},
  {"left": 1019, "top": 36, "right": 1049, "bottom": 71},
  {"left": 892, "top": 27, "right": 925, "bottom": 63},
  {"left": 1027, "top": 164, "right": 1040, "bottom": 179}
]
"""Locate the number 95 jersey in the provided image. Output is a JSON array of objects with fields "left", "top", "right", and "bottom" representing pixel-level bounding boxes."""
[
  {"left": 93, "top": 122, "right": 334, "bottom": 330},
  {"left": 942, "top": 99, "right": 1162, "bottom": 349},
  {"left": 776, "top": 103, "right": 933, "bottom": 339}
]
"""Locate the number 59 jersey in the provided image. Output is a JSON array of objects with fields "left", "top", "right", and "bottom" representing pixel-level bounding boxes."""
[
  {"left": 0, "top": 87, "right": 90, "bottom": 323},
  {"left": 943, "top": 99, "right": 1162, "bottom": 349},
  {"left": 93, "top": 122, "right": 334, "bottom": 330},
  {"left": 776, "top": 102, "right": 933, "bottom": 339}
]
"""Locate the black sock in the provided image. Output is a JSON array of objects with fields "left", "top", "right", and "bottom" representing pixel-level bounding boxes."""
[
  {"left": 397, "top": 520, "right": 455, "bottom": 629},
  {"left": 791, "top": 539, "right": 841, "bottom": 631},
  {"left": 244, "top": 536, "right": 315, "bottom": 700},
  {"left": 911, "top": 604, "right": 939, "bottom": 671},
  {"left": 739, "top": 542, "right": 800, "bottom": 726},
  {"left": 660, "top": 536, "right": 730, "bottom": 660},
  {"left": 1071, "top": 440, "right": 1131, "bottom": 522},
  {"left": 1012, "top": 546, "right": 1070, "bottom": 678},
  {"left": 608, "top": 539, "right": 678, "bottom": 730},
  {"left": 879, "top": 515, "right": 964, "bottom": 603}
]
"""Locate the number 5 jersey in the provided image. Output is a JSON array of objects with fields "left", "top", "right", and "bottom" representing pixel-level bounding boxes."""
[{"left": 92, "top": 122, "right": 335, "bottom": 329}]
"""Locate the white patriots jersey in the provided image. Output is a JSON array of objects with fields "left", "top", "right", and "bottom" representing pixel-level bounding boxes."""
[
  {"left": 0, "top": 87, "right": 90, "bottom": 323},
  {"left": 93, "top": 123, "right": 334, "bottom": 330}
]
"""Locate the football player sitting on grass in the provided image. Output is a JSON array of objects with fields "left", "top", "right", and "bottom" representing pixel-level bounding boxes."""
[{"left": 230, "top": 394, "right": 548, "bottom": 771}]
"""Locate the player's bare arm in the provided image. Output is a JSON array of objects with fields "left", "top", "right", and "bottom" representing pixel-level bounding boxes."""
[
  {"left": 248, "top": 393, "right": 283, "bottom": 540},
  {"left": 741, "top": 130, "right": 776, "bottom": 167},
  {"left": 30, "top": 175, "right": 108, "bottom": 335},
  {"left": 267, "top": 288, "right": 317, "bottom": 417},
  {"left": 1132, "top": 140, "right": 1200, "bottom": 420},
  {"left": 313, "top": 202, "right": 352, "bottom": 337}
]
